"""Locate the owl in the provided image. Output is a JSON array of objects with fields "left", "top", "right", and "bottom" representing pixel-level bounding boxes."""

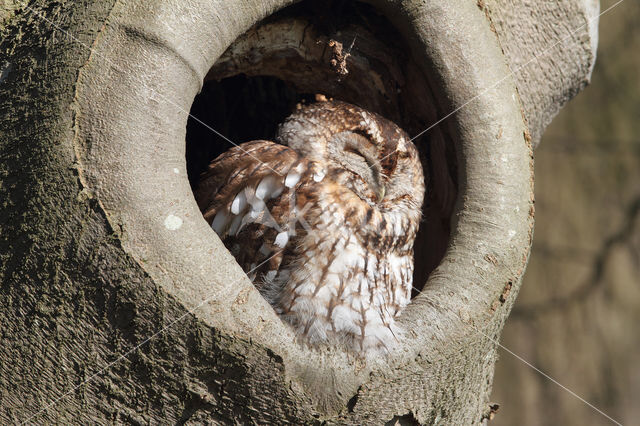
[{"left": 194, "top": 99, "right": 425, "bottom": 353}]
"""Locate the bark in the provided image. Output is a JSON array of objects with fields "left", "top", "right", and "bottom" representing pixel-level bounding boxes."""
[
  {"left": 481, "top": 0, "right": 600, "bottom": 146},
  {"left": 0, "top": 0, "right": 594, "bottom": 424}
]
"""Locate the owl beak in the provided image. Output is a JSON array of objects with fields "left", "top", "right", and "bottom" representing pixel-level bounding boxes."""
[{"left": 378, "top": 185, "right": 386, "bottom": 202}]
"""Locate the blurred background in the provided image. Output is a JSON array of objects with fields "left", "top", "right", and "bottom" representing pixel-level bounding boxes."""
[{"left": 492, "top": 1, "right": 639, "bottom": 425}]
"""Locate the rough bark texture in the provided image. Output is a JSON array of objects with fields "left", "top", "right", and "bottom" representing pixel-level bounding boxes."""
[
  {"left": 0, "top": 0, "right": 594, "bottom": 424},
  {"left": 481, "top": 0, "right": 600, "bottom": 146}
]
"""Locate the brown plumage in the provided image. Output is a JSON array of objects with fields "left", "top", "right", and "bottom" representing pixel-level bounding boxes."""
[{"left": 195, "top": 100, "right": 425, "bottom": 353}]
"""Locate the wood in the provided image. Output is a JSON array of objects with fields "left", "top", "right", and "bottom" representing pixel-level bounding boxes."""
[{"left": 0, "top": 0, "right": 596, "bottom": 423}]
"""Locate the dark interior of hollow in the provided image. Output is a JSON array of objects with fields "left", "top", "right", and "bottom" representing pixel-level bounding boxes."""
[{"left": 185, "top": 0, "right": 457, "bottom": 295}]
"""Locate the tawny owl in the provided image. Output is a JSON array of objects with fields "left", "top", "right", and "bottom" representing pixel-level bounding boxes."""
[{"left": 195, "top": 99, "right": 425, "bottom": 353}]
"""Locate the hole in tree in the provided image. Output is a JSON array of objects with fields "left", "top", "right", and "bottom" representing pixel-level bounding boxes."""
[
  {"left": 185, "top": 0, "right": 457, "bottom": 296},
  {"left": 185, "top": 75, "right": 315, "bottom": 188}
]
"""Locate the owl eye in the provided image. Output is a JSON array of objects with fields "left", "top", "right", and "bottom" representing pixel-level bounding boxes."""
[
  {"left": 343, "top": 145, "right": 379, "bottom": 174},
  {"left": 342, "top": 134, "right": 379, "bottom": 165},
  {"left": 344, "top": 146, "right": 368, "bottom": 161},
  {"left": 339, "top": 143, "right": 387, "bottom": 203}
]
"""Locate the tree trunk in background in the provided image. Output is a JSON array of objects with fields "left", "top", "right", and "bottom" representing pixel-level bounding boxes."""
[{"left": 0, "top": 1, "right": 598, "bottom": 424}]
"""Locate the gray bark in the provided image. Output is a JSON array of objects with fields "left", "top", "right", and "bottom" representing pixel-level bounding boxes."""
[
  {"left": 482, "top": 0, "right": 600, "bottom": 146},
  {"left": 0, "top": 0, "right": 595, "bottom": 424}
]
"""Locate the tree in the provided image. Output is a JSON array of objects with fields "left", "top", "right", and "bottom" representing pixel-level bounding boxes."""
[{"left": 0, "top": 0, "right": 597, "bottom": 423}]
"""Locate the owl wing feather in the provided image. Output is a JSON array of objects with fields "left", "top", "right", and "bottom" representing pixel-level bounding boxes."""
[
  {"left": 194, "top": 140, "right": 315, "bottom": 289},
  {"left": 194, "top": 101, "right": 424, "bottom": 353}
]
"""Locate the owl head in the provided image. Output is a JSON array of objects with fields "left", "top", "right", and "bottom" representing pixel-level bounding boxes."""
[{"left": 276, "top": 100, "right": 424, "bottom": 211}]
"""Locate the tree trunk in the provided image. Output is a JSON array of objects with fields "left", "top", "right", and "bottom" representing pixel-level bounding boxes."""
[{"left": 0, "top": 1, "right": 596, "bottom": 424}]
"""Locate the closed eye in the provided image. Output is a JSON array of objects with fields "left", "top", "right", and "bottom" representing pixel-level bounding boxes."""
[
  {"left": 341, "top": 146, "right": 385, "bottom": 202},
  {"left": 343, "top": 146, "right": 377, "bottom": 171},
  {"left": 343, "top": 146, "right": 366, "bottom": 159}
]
